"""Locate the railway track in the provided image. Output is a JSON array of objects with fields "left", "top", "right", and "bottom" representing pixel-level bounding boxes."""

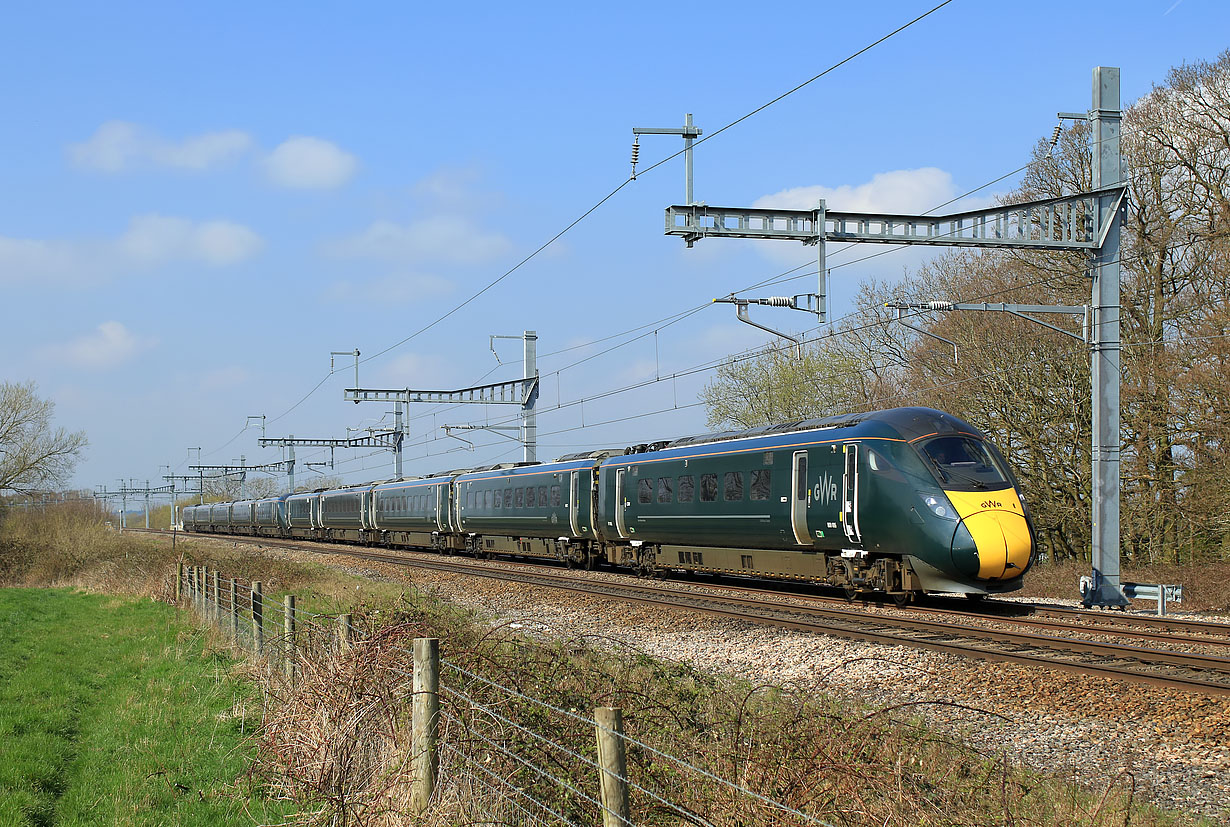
[{"left": 144, "top": 528, "right": 1230, "bottom": 695}]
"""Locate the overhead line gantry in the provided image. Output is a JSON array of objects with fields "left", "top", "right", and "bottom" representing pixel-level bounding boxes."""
[{"left": 659, "top": 67, "right": 1128, "bottom": 609}]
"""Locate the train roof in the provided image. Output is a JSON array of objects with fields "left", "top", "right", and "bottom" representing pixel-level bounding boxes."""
[{"left": 629, "top": 407, "right": 982, "bottom": 454}]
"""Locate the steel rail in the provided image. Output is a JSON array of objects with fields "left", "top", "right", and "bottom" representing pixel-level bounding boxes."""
[{"left": 161, "top": 530, "right": 1230, "bottom": 696}]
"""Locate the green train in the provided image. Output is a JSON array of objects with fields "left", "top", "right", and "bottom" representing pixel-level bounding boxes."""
[{"left": 183, "top": 407, "right": 1035, "bottom": 602}]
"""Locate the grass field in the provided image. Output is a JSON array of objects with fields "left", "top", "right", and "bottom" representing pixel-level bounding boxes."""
[{"left": 0, "top": 588, "right": 294, "bottom": 827}]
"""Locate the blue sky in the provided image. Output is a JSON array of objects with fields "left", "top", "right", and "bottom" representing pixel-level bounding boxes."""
[{"left": 1, "top": 1, "right": 1224, "bottom": 499}]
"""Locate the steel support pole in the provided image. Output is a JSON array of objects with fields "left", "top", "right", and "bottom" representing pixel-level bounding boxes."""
[
  {"left": 394, "top": 406, "right": 404, "bottom": 478},
  {"left": 288, "top": 438, "right": 296, "bottom": 494},
  {"left": 522, "top": 330, "right": 538, "bottom": 463},
  {"left": 817, "top": 199, "right": 828, "bottom": 325},
  {"left": 684, "top": 113, "right": 695, "bottom": 205},
  {"left": 1086, "top": 67, "right": 1129, "bottom": 608}
]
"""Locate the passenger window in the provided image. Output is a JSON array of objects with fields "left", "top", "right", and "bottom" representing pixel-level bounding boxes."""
[
  {"left": 638, "top": 478, "right": 653, "bottom": 504},
  {"left": 504, "top": 488, "right": 513, "bottom": 508},
  {"left": 526, "top": 487, "right": 536, "bottom": 508},
  {"left": 657, "top": 477, "right": 672, "bottom": 503},
  {"left": 796, "top": 456, "right": 808, "bottom": 500},
  {"left": 484, "top": 490, "right": 492, "bottom": 509},
  {"left": 515, "top": 488, "right": 524, "bottom": 508},
  {"left": 494, "top": 489, "right": 501, "bottom": 509},
  {"left": 550, "top": 485, "right": 561, "bottom": 507},
  {"left": 724, "top": 472, "right": 744, "bottom": 501},
  {"left": 751, "top": 469, "right": 772, "bottom": 501},
  {"left": 677, "top": 475, "right": 694, "bottom": 503},
  {"left": 700, "top": 473, "right": 718, "bottom": 502},
  {"left": 537, "top": 486, "right": 548, "bottom": 506}
]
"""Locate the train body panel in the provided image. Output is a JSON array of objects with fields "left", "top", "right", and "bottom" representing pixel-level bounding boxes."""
[
  {"left": 454, "top": 459, "right": 599, "bottom": 540},
  {"left": 371, "top": 477, "right": 453, "bottom": 533}
]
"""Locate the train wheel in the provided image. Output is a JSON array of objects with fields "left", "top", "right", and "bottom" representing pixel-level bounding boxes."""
[
  {"left": 891, "top": 592, "right": 912, "bottom": 608},
  {"left": 842, "top": 586, "right": 858, "bottom": 602}
]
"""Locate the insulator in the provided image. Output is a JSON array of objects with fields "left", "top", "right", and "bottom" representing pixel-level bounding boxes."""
[
  {"left": 926, "top": 301, "right": 955, "bottom": 311},
  {"left": 1050, "top": 124, "right": 1062, "bottom": 149},
  {"left": 765, "top": 296, "right": 793, "bottom": 307},
  {"left": 630, "top": 141, "right": 640, "bottom": 165}
]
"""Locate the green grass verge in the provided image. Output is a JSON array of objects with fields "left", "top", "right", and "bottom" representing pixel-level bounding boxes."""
[{"left": 0, "top": 587, "right": 293, "bottom": 827}]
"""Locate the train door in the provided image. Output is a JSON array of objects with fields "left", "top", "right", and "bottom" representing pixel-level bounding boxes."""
[
  {"left": 435, "top": 485, "right": 446, "bottom": 531},
  {"left": 615, "top": 469, "right": 630, "bottom": 538},
  {"left": 841, "top": 444, "right": 862, "bottom": 544},
  {"left": 791, "top": 450, "right": 811, "bottom": 545},
  {"left": 568, "top": 471, "right": 582, "bottom": 536}
]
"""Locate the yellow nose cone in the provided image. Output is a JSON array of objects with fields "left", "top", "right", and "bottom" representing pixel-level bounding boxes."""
[{"left": 945, "top": 489, "right": 1033, "bottom": 580}]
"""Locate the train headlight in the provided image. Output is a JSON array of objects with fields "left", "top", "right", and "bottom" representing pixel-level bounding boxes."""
[{"left": 920, "top": 493, "right": 956, "bottom": 520}]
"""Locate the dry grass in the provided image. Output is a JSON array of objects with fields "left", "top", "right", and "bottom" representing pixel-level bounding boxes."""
[{"left": 249, "top": 591, "right": 1198, "bottom": 827}]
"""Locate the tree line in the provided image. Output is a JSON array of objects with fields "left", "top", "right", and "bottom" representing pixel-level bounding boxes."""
[{"left": 702, "top": 52, "right": 1230, "bottom": 565}]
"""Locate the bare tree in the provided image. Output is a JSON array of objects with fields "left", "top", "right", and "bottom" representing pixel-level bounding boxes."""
[{"left": 0, "top": 381, "right": 87, "bottom": 495}]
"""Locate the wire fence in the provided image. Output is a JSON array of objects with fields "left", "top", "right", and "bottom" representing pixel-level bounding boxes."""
[{"left": 174, "top": 561, "right": 842, "bottom": 826}]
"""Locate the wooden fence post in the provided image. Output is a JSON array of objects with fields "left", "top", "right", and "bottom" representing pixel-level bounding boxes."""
[
  {"left": 594, "top": 706, "right": 631, "bottom": 827},
  {"left": 176, "top": 561, "right": 183, "bottom": 602},
  {"left": 251, "top": 581, "right": 264, "bottom": 656},
  {"left": 211, "top": 569, "right": 221, "bottom": 625},
  {"left": 410, "top": 637, "right": 439, "bottom": 816},
  {"left": 229, "top": 578, "right": 239, "bottom": 639},
  {"left": 338, "top": 613, "right": 353, "bottom": 652},
  {"left": 283, "top": 594, "right": 296, "bottom": 682}
]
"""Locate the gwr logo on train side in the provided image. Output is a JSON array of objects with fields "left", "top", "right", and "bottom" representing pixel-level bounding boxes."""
[
  {"left": 981, "top": 500, "right": 1003, "bottom": 509},
  {"left": 814, "top": 473, "right": 839, "bottom": 506}
]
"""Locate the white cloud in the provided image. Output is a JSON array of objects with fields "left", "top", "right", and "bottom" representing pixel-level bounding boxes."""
[
  {"left": 754, "top": 167, "right": 957, "bottom": 215},
  {"left": 68, "top": 121, "right": 252, "bottom": 172},
  {"left": 323, "top": 272, "right": 455, "bottom": 304},
  {"left": 327, "top": 216, "right": 511, "bottom": 265},
  {"left": 200, "top": 366, "right": 251, "bottom": 390},
  {"left": 118, "top": 214, "right": 263, "bottom": 266},
  {"left": 747, "top": 168, "right": 987, "bottom": 269},
  {"left": 412, "top": 166, "right": 487, "bottom": 205},
  {"left": 0, "top": 214, "right": 262, "bottom": 285},
  {"left": 263, "top": 136, "right": 357, "bottom": 189},
  {"left": 379, "top": 352, "right": 454, "bottom": 388},
  {"left": 41, "top": 321, "right": 154, "bottom": 369}
]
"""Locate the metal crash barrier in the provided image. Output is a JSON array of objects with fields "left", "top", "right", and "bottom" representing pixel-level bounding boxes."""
[
  {"left": 1122, "top": 582, "right": 1184, "bottom": 616},
  {"left": 1079, "top": 579, "right": 1184, "bottom": 616}
]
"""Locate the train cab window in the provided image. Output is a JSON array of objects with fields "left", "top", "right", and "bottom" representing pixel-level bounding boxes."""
[
  {"left": 550, "top": 485, "right": 561, "bottom": 507},
  {"left": 750, "top": 469, "right": 772, "bottom": 500},
  {"left": 526, "top": 487, "right": 536, "bottom": 508},
  {"left": 700, "top": 473, "right": 718, "bottom": 502},
  {"left": 638, "top": 478, "right": 653, "bottom": 504},
  {"left": 537, "top": 486, "right": 548, "bottom": 506},
  {"left": 515, "top": 488, "right": 525, "bottom": 508},
  {"left": 504, "top": 488, "right": 513, "bottom": 508},
  {"left": 677, "top": 475, "right": 694, "bottom": 503},
  {"left": 920, "top": 436, "right": 1010, "bottom": 490},
  {"left": 657, "top": 476, "right": 672, "bottom": 503},
  {"left": 724, "top": 471, "right": 744, "bottom": 501}
]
